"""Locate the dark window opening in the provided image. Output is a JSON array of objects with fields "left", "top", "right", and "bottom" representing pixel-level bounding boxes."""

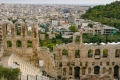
[{"left": 106, "top": 62, "right": 109, "bottom": 66}]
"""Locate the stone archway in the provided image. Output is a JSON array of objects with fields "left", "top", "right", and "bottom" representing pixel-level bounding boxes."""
[
  {"left": 108, "top": 68, "right": 112, "bottom": 74},
  {"left": 63, "top": 68, "right": 66, "bottom": 76},
  {"left": 73, "top": 32, "right": 82, "bottom": 45},
  {"left": 94, "top": 66, "right": 100, "bottom": 74},
  {"left": 69, "top": 67, "right": 72, "bottom": 75},
  {"left": 95, "top": 49, "right": 101, "bottom": 59},
  {"left": 88, "top": 67, "right": 91, "bottom": 74},
  {"left": 114, "top": 65, "right": 119, "bottom": 78},
  {"left": 103, "top": 67, "right": 106, "bottom": 74},
  {"left": 74, "top": 66, "right": 80, "bottom": 78},
  {"left": 6, "top": 23, "right": 12, "bottom": 35}
]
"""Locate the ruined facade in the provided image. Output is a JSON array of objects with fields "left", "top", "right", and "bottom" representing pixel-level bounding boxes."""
[
  {"left": 0, "top": 22, "right": 120, "bottom": 79},
  {"left": 54, "top": 32, "right": 120, "bottom": 79},
  {"left": 0, "top": 24, "right": 3, "bottom": 57},
  {"left": 0, "top": 22, "right": 55, "bottom": 77}
]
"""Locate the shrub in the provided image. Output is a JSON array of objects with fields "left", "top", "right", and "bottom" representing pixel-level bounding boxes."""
[{"left": 0, "top": 66, "right": 20, "bottom": 80}]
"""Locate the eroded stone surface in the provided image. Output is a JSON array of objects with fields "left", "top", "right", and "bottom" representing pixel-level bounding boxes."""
[
  {"left": 1, "top": 22, "right": 120, "bottom": 79},
  {"left": 81, "top": 74, "right": 113, "bottom": 80}
]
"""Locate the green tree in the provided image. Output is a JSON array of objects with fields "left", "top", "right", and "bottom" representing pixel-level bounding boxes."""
[
  {"left": 17, "top": 40, "right": 22, "bottom": 47},
  {"left": 8, "top": 17, "right": 12, "bottom": 21},
  {"left": 75, "top": 50, "right": 80, "bottom": 55},
  {"left": 88, "top": 23, "right": 93, "bottom": 28},
  {"left": 0, "top": 66, "right": 20, "bottom": 80},
  {"left": 0, "top": 77, "right": 7, "bottom": 80},
  {"left": 62, "top": 49, "right": 68, "bottom": 55},
  {"left": 7, "top": 41, "right": 12, "bottom": 47},
  {"left": 75, "top": 36, "right": 80, "bottom": 42},
  {"left": 82, "top": 1, "right": 120, "bottom": 30},
  {"left": 88, "top": 49, "right": 92, "bottom": 57},
  {"left": 52, "top": 38, "right": 57, "bottom": 43},
  {"left": 69, "top": 25, "right": 78, "bottom": 32},
  {"left": 27, "top": 40, "right": 32, "bottom": 47},
  {"left": 12, "top": 19, "right": 18, "bottom": 24},
  {"left": 47, "top": 43, "right": 55, "bottom": 51},
  {"left": 42, "top": 42, "right": 48, "bottom": 46},
  {"left": 56, "top": 32, "right": 62, "bottom": 39}
]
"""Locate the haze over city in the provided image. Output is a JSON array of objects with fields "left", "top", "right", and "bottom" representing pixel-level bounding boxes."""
[
  {"left": 1, "top": 0, "right": 120, "bottom": 80},
  {"left": 0, "top": 0, "right": 117, "bottom": 5}
]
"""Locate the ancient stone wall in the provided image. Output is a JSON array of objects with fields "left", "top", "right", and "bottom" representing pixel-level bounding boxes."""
[
  {"left": 0, "top": 22, "right": 55, "bottom": 77},
  {"left": 54, "top": 32, "right": 120, "bottom": 79},
  {"left": 1, "top": 22, "right": 120, "bottom": 79}
]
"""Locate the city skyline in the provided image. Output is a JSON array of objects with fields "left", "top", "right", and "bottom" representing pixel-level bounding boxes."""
[{"left": 0, "top": 0, "right": 117, "bottom": 5}]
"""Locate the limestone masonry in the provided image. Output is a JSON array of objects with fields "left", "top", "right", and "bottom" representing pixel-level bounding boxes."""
[{"left": 0, "top": 22, "right": 120, "bottom": 79}]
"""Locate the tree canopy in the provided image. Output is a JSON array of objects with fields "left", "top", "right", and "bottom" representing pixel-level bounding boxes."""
[
  {"left": 83, "top": 33, "right": 120, "bottom": 43},
  {"left": 69, "top": 25, "right": 78, "bottom": 32},
  {"left": 39, "top": 32, "right": 120, "bottom": 51},
  {"left": 81, "top": 1, "right": 120, "bottom": 30},
  {"left": 0, "top": 66, "right": 20, "bottom": 80},
  {"left": 88, "top": 23, "right": 93, "bottom": 28}
]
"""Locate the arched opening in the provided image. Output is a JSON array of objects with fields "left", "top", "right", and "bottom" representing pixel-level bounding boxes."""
[
  {"left": 94, "top": 66, "right": 100, "bottom": 74},
  {"left": 75, "top": 36, "right": 80, "bottom": 43},
  {"left": 27, "top": 40, "right": 32, "bottom": 47},
  {"left": 27, "top": 24, "right": 32, "bottom": 36},
  {"left": 114, "top": 65, "right": 119, "bottom": 78},
  {"left": 88, "top": 49, "right": 93, "bottom": 58},
  {"left": 73, "top": 32, "right": 82, "bottom": 45},
  {"left": 103, "top": 67, "right": 106, "bottom": 74},
  {"left": 115, "top": 49, "right": 120, "bottom": 58},
  {"left": 108, "top": 68, "right": 112, "bottom": 74},
  {"left": 59, "top": 62, "right": 62, "bottom": 67},
  {"left": 95, "top": 49, "right": 100, "bottom": 55},
  {"left": 75, "top": 49, "right": 80, "bottom": 58},
  {"left": 7, "top": 41, "right": 12, "bottom": 47},
  {"left": 69, "top": 67, "right": 72, "bottom": 75},
  {"left": 6, "top": 24, "right": 11, "bottom": 35},
  {"left": 103, "top": 49, "right": 108, "bottom": 58},
  {"left": 22, "top": 26, "right": 25, "bottom": 38},
  {"left": 95, "top": 49, "right": 100, "bottom": 59},
  {"left": 54, "top": 54, "right": 56, "bottom": 60},
  {"left": 74, "top": 66, "right": 80, "bottom": 79},
  {"left": 82, "top": 67, "right": 85, "bottom": 75},
  {"left": 88, "top": 67, "right": 91, "bottom": 74},
  {"left": 16, "top": 40, "right": 22, "bottom": 47},
  {"left": 33, "top": 28, "right": 37, "bottom": 38},
  {"left": 62, "top": 49, "right": 68, "bottom": 56},
  {"left": 63, "top": 68, "right": 66, "bottom": 76},
  {"left": 16, "top": 24, "right": 21, "bottom": 35}
]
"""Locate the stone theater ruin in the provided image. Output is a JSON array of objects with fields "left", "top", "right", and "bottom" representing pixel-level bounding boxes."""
[{"left": 0, "top": 22, "right": 120, "bottom": 79}]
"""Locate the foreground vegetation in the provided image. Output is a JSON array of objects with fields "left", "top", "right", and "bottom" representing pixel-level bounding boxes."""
[
  {"left": 81, "top": 1, "right": 120, "bottom": 30},
  {"left": 39, "top": 32, "right": 120, "bottom": 51},
  {"left": 0, "top": 66, "right": 20, "bottom": 80},
  {"left": 83, "top": 33, "right": 120, "bottom": 43},
  {"left": 39, "top": 32, "right": 73, "bottom": 51}
]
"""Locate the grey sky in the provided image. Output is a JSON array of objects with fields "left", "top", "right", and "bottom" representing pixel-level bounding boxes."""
[{"left": 0, "top": 0, "right": 117, "bottom": 5}]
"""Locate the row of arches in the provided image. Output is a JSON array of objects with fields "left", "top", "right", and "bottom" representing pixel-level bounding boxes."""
[
  {"left": 61, "top": 49, "right": 120, "bottom": 58},
  {"left": 62, "top": 49, "right": 80, "bottom": 58},
  {"left": 62, "top": 66, "right": 119, "bottom": 78},
  {"left": 94, "top": 66, "right": 119, "bottom": 77},
  {"left": 4, "top": 23, "right": 37, "bottom": 38},
  {"left": 6, "top": 23, "right": 32, "bottom": 35},
  {"left": 7, "top": 40, "right": 32, "bottom": 47}
]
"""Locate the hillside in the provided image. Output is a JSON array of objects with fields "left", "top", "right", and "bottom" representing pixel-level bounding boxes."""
[{"left": 81, "top": 1, "right": 120, "bottom": 30}]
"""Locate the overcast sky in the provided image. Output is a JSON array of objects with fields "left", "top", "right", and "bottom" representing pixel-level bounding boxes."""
[{"left": 0, "top": 0, "right": 117, "bottom": 5}]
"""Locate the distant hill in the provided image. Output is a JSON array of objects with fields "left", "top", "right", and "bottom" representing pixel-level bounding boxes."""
[{"left": 81, "top": 1, "right": 120, "bottom": 30}]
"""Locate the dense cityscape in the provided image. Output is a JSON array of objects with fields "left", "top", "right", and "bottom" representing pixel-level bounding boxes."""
[{"left": 0, "top": 0, "right": 120, "bottom": 80}]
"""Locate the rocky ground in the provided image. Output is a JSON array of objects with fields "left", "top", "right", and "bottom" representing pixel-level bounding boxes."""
[{"left": 81, "top": 73, "right": 114, "bottom": 80}]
